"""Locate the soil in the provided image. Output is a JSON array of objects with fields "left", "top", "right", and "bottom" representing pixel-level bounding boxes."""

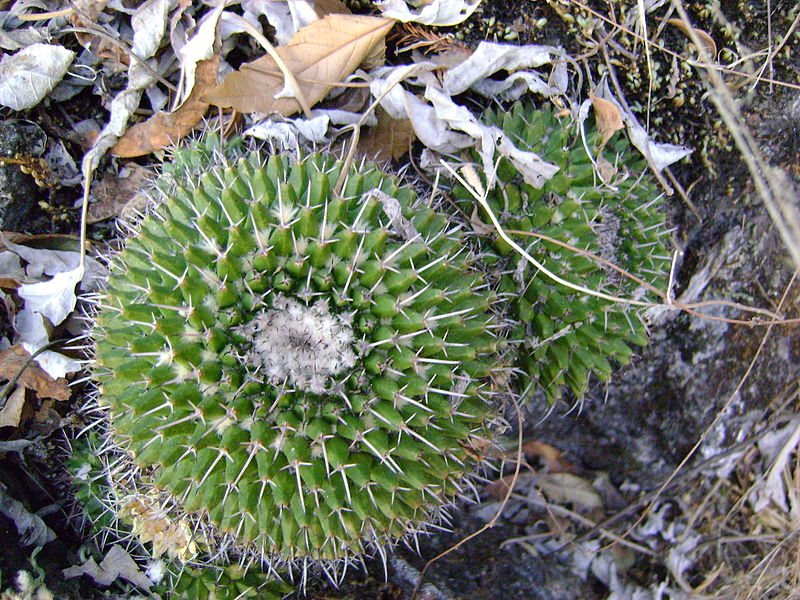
[{"left": 2, "top": 1, "right": 800, "bottom": 599}]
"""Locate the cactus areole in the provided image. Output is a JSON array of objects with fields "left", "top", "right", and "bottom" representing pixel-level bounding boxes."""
[{"left": 92, "top": 138, "right": 500, "bottom": 571}]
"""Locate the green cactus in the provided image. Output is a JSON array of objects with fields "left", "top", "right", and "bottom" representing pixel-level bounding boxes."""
[
  {"left": 454, "top": 103, "right": 670, "bottom": 402},
  {"left": 89, "top": 135, "right": 502, "bottom": 575},
  {"left": 69, "top": 434, "right": 291, "bottom": 600}
]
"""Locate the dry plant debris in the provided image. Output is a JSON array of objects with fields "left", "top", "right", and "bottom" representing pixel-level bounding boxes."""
[{"left": 204, "top": 14, "right": 394, "bottom": 115}]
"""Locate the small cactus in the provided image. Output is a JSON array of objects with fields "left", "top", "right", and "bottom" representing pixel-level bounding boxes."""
[
  {"left": 89, "top": 136, "right": 502, "bottom": 577},
  {"left": 69, "top": 434, "right": 291, "bottom": 600},
  {"left": 454, "top": 103, "right": 671, "bottom": 401}
]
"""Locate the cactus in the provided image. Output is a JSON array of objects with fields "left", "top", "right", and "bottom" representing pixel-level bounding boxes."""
[
  {"left": 453, "top": 103, "right": 670, "bottom": 401},
  {"left": 69, "top": 433, "right": 291, "bottom": 600},
  {"left": 88, "top": 136, "right": 502, "bottom": 578}
]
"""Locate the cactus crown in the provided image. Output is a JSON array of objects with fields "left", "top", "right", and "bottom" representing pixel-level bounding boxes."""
[
  {"left": 454, "top": 103, "right": 670, "bottom": 401},
  {"left": 90, "top": 136, "right": 502, "bottom": 576}
]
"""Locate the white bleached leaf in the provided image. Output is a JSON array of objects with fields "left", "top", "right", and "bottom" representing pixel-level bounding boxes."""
[
  {"left": 627, "top": 124, "right": 693, "bottom": 171},
  {"left": 472, "top": 69, "right": 565, "bottom": 101},
  {"left": 666, "top": 533, "right": 700, "bottom": 578},
  {"left": 0, "top": 21, "right": 51, "bottom": 52},
  {"left": 593, "top": 80, "right": 691, "bottom": 171},
  {"left": 1, "top": 237, "right": 76, "bottom": 278},
  {"left": 425, "top": 86, "right": 558, "bottom": 187},
  {"left": 64, "top": 545, "right": 153, "bottom": 591},
  {"left": 311, "top": 108, "right": 374, "bottom": 126},
  {"left": 21, "top": 346, "right": 81, "bottom": 379},
  {"left": 177, "top": 4, "right": 224, "bottom": 107},
  {"left": 370, "top": 63, "right": 558, "bottom": 186},
  {"left": 750, "top": 418, "right": 800, "bottom": 513},
  {"left": 371, "top": 66, "right": 471, "bottom": 152},
  {"left": 497, "top": 133, "right": 561, "bottom": 187},
  {"left": 14, "top": 310, "right": 48, "bottom": 348},
  {"left": 0, "top": 44, "right": 74, "bottom": 110},
  {"left": 145, "top": 84, "right": 169, "bottom": 113},
  {"left": 242, "top": 0, "right": 318, "bottom": 45},
  {"left": 18, "top": 266, "right": 81, "bottom": 327},
  {"left": 0, "top": 251, "right": 24, "bottom": 280},
  {"left": 376, "top": 0, "right": 481, "bottom": 26},
  {"left": 84, "top": 0, "right": 173, "bottom": 170},
  {"left": 245, "top": 114, "right": 332, "bottom": 150},
  {"left": 443, "top": 42, "right": 564, "bottom": 95},
  {"left": 0, "top": 483, "right": 56, "bottom": 546},
  {"left": 291, "top": 115, "right": 331, "bottom": 143},
  {"left": 245, "top": 121, "right": 299, "bottom": 150},
  {"left": 130, "top": 0, "right": 172, "bottom": 58},
  {"left": 0, "top": 237, "right": 105, "bottom": 289}
]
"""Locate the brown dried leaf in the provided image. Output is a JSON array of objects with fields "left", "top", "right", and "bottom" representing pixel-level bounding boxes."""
[
  {"left": 88, "top": 164, "right": 152, "bottom": 223},
  {"left": 313, "top": 0, "right": 351, "bottom": 16},
  {"left": 595, "top": 154, "right": 618, "bottom": 185},
  {"left": 667, "top": 18, "right": 717, "bottom": 58},
  {"left": 522, "top": 440, "right": 574, "bottom": 474},
  {"left": 0, "top": 386, "right": 26, "bottom": 428},
  {"left": 358, "top": 107, "right": 417, "bottom": 162},
  {"left": 204, "top": 14, "right": 393, "bottom": 115},
  {"left": 486, "top": 472, "right": 535, "bottom": 500},
  {"left": 111, "top": 56, "right": 220, "bottom": 157},
  {"left": 589, "top": 91, "right": 623, "bottom": 149},
  {"left": 0, "top": 345, "right": 70, "bottom": 402}
]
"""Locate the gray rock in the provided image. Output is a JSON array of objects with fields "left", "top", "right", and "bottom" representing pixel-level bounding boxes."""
[{"left": 0, "top": 120, "right": 47, "bottom": 231}]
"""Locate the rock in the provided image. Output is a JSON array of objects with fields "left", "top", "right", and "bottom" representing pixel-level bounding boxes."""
[{"left": 0, "top": 120, "right": 47, "bottom": 231}]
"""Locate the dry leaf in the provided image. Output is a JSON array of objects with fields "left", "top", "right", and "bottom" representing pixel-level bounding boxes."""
[
  {"left": 522, "top": 440, "right": 575, "bottom": 474},
  {"left": 377, "top": 0, "right": 481, "bottom": 26},
  {"left": 589, "top": 91, "right": 623, "bottom": 149},
  {"left": 205, "top": 14, "right": 393, "bottom": 115},
  {"left": 30, "top": 399, "right": 62, "bottom": 438},
  {"left": 486, "top": 472, "right": 535, "bottom": 500},
  {"left": 0, "top": 44, "right": 75, "bottom": 110},
  {"left": 667, "top": 18, "right": 717, "bottom": 58},
  {"left": 0, "top": 386, "right": 25, "bottom": 428},
  {"left": 538, "top": 473, "right": 604, "bottom": 509},
  {"left": 88, "top": 164, "right": 152, "bottom": 223},
  {"left": 0, "top": 345, "right": 70, "bottom": 401},
  {"left": 470, "top": 205, "right": 494, "bottom": 235},
  {"left": 314, "top": 0, "right": 351, "bottom": 16},
  {"left": 111, "top": 56, "right": 219, "bottom": 157},
  {"left": 595, "top": 155, "right": 618, "bottom": 184},
  {"left": 0, "top": 482, "right": 56, "bottom": 546},
  {"left": 70, "top": 1, "right": 127, "bottom": 70},
  {"left": 64, "top": 545, "right": 153, "bottom": 590},
  {"left": 358, "top": 106, "right": 417, "bottom": 162}
]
